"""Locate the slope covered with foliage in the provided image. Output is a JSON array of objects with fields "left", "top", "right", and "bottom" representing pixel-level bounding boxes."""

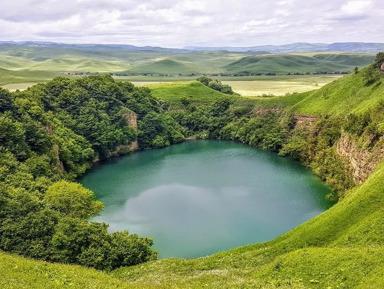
[{"left": 0, "top": 75, "right": 190, "bottom": 270}]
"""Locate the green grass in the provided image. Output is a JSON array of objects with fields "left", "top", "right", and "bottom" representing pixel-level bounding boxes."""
[
  {"left": 125, "top": 59, "right": 197, "bottom": 75},
  {"left": 0, "top": 67, "right": 56, "bottom": 85},
  {"left": 0, "top": 251, "right": 162, "bottom": 289},
  {"left": 0, "top": 45, "right": 375, "bottom": 77},
  {"left": 225, "top": 53, "right": 374, "bottom": 74},
  {"left": 293, "top": 69, "right": 384, "bottom": 115},
  {"left": 147, "top": 81, "right": 230, "bottom": 106},
  {"left": 147, "top": 80, "right": 314, "bottom": 110},
  {"left": 223, "top": 75, "right": 341, "bottom": 97}
]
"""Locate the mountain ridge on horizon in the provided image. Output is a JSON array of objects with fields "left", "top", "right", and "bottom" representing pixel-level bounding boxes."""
[{"left": 1, "top": 41, "right": 384, "bottom": 54}]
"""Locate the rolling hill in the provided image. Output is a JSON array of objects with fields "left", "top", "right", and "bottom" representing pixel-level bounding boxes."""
[
  {"left": 0, "top": 42, "right": 377, "bottom": 84},
  {"left": 224, "top": 54, "right": 374, "bottom": 74}
]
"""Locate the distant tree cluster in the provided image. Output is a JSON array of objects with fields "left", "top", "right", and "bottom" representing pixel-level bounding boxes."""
[
  {"left": 196, "top": 76, "right": 234, "bottom": 95},
  {"left": 362, "top": 52, "right": 384, "bottom": 84}
]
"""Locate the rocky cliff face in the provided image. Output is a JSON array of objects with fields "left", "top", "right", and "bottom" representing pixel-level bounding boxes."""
[
  {"left": 336, "top": 134, "right": 384, "bottom": 183},
  {"left": 294, "top": 114, "right": 319, "bottom": 129},
  {"left": 123, "top": 111, "right": 138, "bottom": 150},
  {"left": 112, "top": 111, "right": 139, "bottom": 154},
  {"left": 124, "top": 111, "right": 138, "bottom": 129},
  {"left": 93, "top": 111, "right": 139, "bottom": 162}
]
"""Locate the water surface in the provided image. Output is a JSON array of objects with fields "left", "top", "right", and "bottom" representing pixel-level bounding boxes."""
[{"left": 81, "top": 140, "right": 332, "bottom": 258}]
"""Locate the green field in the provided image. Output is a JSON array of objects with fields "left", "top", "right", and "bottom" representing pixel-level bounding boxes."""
[
  {"left": 1, "top": 75, "right": 342, "bottom": 99},
  {"left": 222, "top": 75, "right": 341, "bottom": 97},
  {"left": 147, "top": 81, "right": 230, "bottom": 105}
]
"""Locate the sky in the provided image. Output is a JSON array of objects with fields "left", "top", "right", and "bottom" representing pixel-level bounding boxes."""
[{"left": 0, "top": 0, "right": 383, "bottom": 48}]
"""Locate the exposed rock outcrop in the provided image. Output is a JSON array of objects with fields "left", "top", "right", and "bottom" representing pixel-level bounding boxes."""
[
  {"left": 294, "top": 114, "right": 319, "bottom": 129},
  {"left": 93, "top": 111, "right": 139, "bottom": 162},
  {"left": 123, "top": 111, "right": 138, "bottom": 129},
  {"left": 122, "top": 110, "right": 138, "bottom": 150},
  {"left": 336, "top": 134, "right": 384, "bottom": 183}
]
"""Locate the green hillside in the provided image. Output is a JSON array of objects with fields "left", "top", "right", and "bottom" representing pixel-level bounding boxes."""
[
  {"left": 126, "top": 59, "right": 196, "bottom": 75},
  {"left": 293, "top": 67, "right": 384, "bottom": 115},
  {"left": 0, "top": 67, "right": 56, "bottom": 85},
  {"left": 225, "top": 54, "right": 374, "bottom": 74},
  {"left": 147, "top": 81, "right": 230, "bottom": 107},
  {"left": 0, "top": 44, "right": 376, "bottom": 83}
]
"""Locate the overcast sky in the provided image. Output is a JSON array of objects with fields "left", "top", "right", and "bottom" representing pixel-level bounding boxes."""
[{"left": 1, "top": 0, "right": 383, "bottom": 47}]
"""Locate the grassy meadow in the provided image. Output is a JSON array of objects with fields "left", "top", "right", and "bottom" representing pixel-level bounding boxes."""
[{"left": 222, "top": 75, "right": 341, "bottom": 97}]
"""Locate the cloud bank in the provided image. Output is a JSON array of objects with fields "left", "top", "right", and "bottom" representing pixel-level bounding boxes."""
[{"left": 0, "top": 0, "right": 383, "bottom": 47}]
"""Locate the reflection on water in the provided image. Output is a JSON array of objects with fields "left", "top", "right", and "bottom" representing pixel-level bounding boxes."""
[{"left": 82, "top": 140, "right": 332, "bottom": 258}]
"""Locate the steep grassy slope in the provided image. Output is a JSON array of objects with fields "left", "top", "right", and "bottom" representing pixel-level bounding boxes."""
[{"left": 293, "top": 68, "right": 384, "bottom": 115}]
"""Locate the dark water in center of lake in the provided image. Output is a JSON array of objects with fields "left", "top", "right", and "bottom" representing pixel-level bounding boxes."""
[{"left": 80, "top": 140, "right": 332, "bottom": 258}]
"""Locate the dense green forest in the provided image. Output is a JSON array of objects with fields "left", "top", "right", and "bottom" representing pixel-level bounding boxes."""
[
  {"left": 1, "top": 53, "right": 384, "bottom": 287},
  {"left": 0, "top": 75, "right": 186, "bottom": 270}
]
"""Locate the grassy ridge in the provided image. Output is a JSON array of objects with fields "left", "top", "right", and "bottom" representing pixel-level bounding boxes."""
[
  {"left": 147, "top": 81, "right": 309, "bottom": 110},
  {"left": 147, "top": 81, "right": 230, "bottom": 106},
  {"left": 225, "top": 54, "right": 374, "bottom": 74},
  {"left": 293, "top": 68, "right": 384, "bottom": 115}
]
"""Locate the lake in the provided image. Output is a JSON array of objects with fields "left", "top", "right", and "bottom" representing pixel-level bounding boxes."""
[{"left": 80, "top": 140, "right": 332, "bottom": 258}]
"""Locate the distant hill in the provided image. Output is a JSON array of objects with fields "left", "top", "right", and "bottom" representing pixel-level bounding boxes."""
[
  {"left": 124, "top": 59, "right": 197, "bottom": 75},
  {"left": 1, "top": 41, "right": 384, "bottom": 54},
  {"left": 224, "top": 54, "right": 375, "bottom": 74},
  {"left": 187, "top": 42, "right": 384, "bottom": 54},
  {"left": 0, "top": 42, "right": 380, "bottom": 81}
]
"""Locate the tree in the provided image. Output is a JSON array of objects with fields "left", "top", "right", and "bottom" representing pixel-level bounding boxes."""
[
  {"left": 362, "top": 65, "right": 382, "bottom": 85},
  {"left": 45, "top": 181, "right": 103, "bottom": 219},
  {"left": 374, "top": 52, "right": 384, "bottom": 68},
  {"left": 210, "top": 98, "right": 232, "bottom": 117},
  {"left": 196, "top": 76, "right": 212, "bottom": 86},
  {"left": 0, "top": 88, "right": 13, "bottom": 112}
]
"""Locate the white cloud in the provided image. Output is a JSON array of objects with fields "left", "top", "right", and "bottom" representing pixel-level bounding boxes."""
[
  {"left": 341, "top": 0, "right": 372, "bottom": 15},
  {"left": 0, "top": 0, "right": 382, "bottom": 47}
]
